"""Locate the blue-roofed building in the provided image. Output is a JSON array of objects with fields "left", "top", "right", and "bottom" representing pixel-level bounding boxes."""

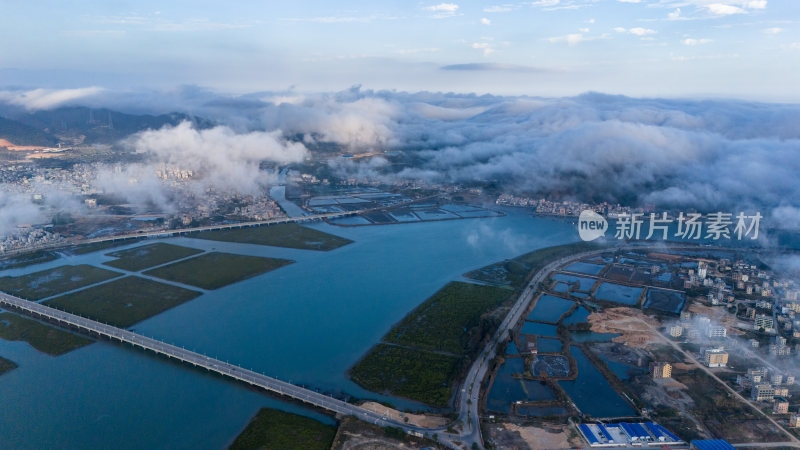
[
  {"left": 691, "top": 439, "right": 736, "bottom": 450},
  {"left": 577, "top": 421, "right": 684, "bottom": 447},
  {"left": 629, "top": 422, "right": 650, "bottom": 439},
  {"left": 579, "top": 424, "right": 600, "bottom": 445},
  {"left": 645, "top": 422, "right": 665, "bottom": 441},
  {"left": 656, "top": 423, "right": 681, "bottom": 442},
  {"left": 597, "top": 423, "right": 614, "bottom": 442}
]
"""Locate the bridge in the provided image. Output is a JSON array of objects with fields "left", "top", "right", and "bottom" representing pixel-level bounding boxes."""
[
  {"left": 0, "top": 194, "right": 439, "bottom": 258},
  {"left": 0, "top": 291, "right": 438, "bottom": 436}
]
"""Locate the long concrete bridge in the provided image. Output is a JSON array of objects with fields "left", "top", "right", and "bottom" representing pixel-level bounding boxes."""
[
  {"left": 0, "top": 291, "right": 438, "bottom": 435},
  {"left": 0, "top": 194, "right": 439, "bottom": 258}
]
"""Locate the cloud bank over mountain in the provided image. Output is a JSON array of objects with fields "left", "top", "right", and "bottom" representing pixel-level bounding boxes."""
[{"left": 1, "top": 86, "right": 799, "bottom": 231}]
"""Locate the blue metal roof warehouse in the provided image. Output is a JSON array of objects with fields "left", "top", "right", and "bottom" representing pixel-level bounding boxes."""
[{"left": 691, "top": 439, "right": 736, "bottom": 450}]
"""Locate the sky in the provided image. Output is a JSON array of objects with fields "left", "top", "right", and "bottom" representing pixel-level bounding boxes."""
[{"left": 0, "top": 0, "right": 798, "bottom": 100}]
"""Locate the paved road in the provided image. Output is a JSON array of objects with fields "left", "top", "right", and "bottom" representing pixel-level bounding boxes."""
[
  {"left": 1, "top": 239, "right": 751, "bottom": 449},
  {"left": 0, "top": 291, "right": 462, "bottom": 444},
  {"left": 0, "top": 194, "right": 439, "bottom": 258},
  {"left": 447, "top": 242, "right": 745, "bottom": 449},
  {"left": 441, "top": 247, "right": 615, "bottom": 448},
  {"left": 644, "top": 317, "right": 800, "bottom": 444}
]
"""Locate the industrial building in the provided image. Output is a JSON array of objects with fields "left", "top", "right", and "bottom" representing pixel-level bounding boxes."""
[
  {"left": 690, "top": 439, "right": 735, "bottom": 450},
  {"left": 577, "top": 421, "right": 684, "bottom": 447}
]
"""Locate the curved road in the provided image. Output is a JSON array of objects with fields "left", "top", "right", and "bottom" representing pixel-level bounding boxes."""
[{"left": 1, "top": 240, "right": 747, "bottom": 449}]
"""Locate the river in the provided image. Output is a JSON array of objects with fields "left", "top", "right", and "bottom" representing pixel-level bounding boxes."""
[{"left": 0, "top": 206, "right": 578, "bottom": 449}]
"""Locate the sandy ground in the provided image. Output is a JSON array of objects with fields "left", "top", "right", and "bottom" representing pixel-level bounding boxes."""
[
  {"left": 360, "top": 402, "right": 448, "bottom": 428},
  {"left": 504, "top": 423, "right": 582, "bottom": 449},
  {"left": 588, "top": 307, "right": 660, "bottom": 348}
]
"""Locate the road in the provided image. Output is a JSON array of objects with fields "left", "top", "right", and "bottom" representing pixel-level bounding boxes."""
[
  {"left": 0, "top": 291, "right": 464, "bottom": 446},
  {"left": 441, "top": 246, "right": 615, "bottom": 448},
  {"left": 1, "top": 237, "right": 756, "bottom": 449},
  {"left": 639, "top": 317, "right": 799, "bottom": 444},
  {"left": 0, "top": 194, "right": 439, "bottom": 258},
  {"left": 447, "top": 242, "right": 747, "bottom": 449}
]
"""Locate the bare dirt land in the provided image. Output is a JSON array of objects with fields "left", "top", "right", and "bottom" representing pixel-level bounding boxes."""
[
  {"left": 487, "top": 422, "right": 583, "bottom": 449},
  {"left": 0, "top": 138, "right": 48, "bottom": 151},
  {"left": 331, "top": 416, "right": 442, "bottom": 450},
  {"left": 688, "top": 303, "right": 743, "bottom": 335},
  {"left": 588, "top": 307, "right": 660, "bottom": 347},
  {"left": 359, "top": 402, "right": 448, "bottom": 428}
]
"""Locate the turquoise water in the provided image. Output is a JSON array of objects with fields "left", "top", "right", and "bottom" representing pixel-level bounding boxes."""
[
  {"left": 595, "top": 282, "right": 643, "bottom": 305},
  {"left": 559, "top": 346, "right": 635, "bottom": 418},
  {"left": 526, "top": 295, "right": 574, "bottom": 323},
  {"left": 0, "top": 207, "right": 578, "bottom": 449}
]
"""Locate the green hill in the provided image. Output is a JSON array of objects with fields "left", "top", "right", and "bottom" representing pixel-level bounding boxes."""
[{"left": 0, "top": 116, "right": 58, "bottom": 146}]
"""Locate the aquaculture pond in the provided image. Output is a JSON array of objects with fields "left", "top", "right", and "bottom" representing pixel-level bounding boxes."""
[
  {"left": 594, "top": 282, "right": 643, "bottom": 305},
  {"left": 0, "top": 204, "right": 580, "bottom": 449},
  {"left": 526, "top": 295, "right": 574, "bottom": 323},
  {"left": 552, "top": 273, "right": 596, "bottom": 291},
  {"left": 559, "top": 346, "right": 635, "bottom": 418},
  {"left": 536, "top": 338, "right": 562, "bottom": 353},
  {"left": 561, "top": 306, "right": 591, "bottom": 326},
  {"left": 520, "top": 321, "right": 558, "bottom": 338},
  {"left": 562, "top": 261, "right": 605, "bottom": 275},
  {"left": 487, "top": 358, "right": 557, "bottom": 414}
]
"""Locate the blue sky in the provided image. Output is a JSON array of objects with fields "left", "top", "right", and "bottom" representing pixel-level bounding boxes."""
[{"left": 0, "top": 0, "right": 798, "bottom": 100}]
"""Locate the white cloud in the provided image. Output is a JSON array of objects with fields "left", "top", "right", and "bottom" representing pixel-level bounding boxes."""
[
  {"left": 424, "top": 3, "right": 460, "bottom": 16},
  {"left": 706, "top": 3, "right": 747, "bottom": 15},
  {"left": 763, "top": 27, "right": 783, "bottom": 35},
  {"left": 682, "top": 38, "right": 712, "bottom": 45},
  {"left": 630, "top": 27, "right": 656, "bottom": 36},
  {"left": 547, "top": 33, "right": 587, "bottom": 46},
  {"left": 0, "top": 87, "right": 105, "bottom": 111},
  {"left": 483, "top": 5, "right": 512, "bottom": 12},
  {"left": 618, "top": 0, "right": 642, "bottom": 3},
  {"left": 668, "top": 8, "right": 682, "bottom": 20},
  {"left": 472, "top": 42, "right": 496, "bottom": 56},
  {"left": 743, "top": 0, "right": 767, "bottom": 9},
  {"left": 481, "top": 17, "right": 492, "bottom": 25},
  {"left": 123, "top": 122, "right": 307, "bottom": 195},
  {"left": 586, "top": 18, "right": 596, "bottom": 24},
  {"left": 789, "top": 42, "right": 800, "bottom": 50},
  {"left": 579, "top": 27, "right": 590, "bottom": 33},
  {"left": 530, "top": 0, "right": 560, "bottom": 6},
  {"left": 615, "top": 27, "right": 657, "bottom": 36}
]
